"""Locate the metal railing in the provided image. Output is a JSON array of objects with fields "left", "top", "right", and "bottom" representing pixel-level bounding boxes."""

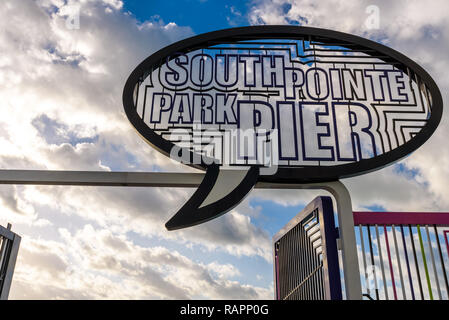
[
  {"left": 273, "top": 202, "right": 449, "bottom": 300},
  {"left": 354, "top": 211, "right": 449, "bottom": 300},
  {"left": 0, "top": 223, "right": 21, "bottom": 300}
]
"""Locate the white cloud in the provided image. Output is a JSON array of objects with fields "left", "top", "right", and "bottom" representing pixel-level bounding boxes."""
[{"left": 10, "top": 224, "right": 271, "bottom": 299}]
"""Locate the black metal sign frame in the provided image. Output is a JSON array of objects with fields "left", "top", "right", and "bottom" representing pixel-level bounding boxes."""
[{"left": 123, "top": 25, "right": 443, "bottom": 183}]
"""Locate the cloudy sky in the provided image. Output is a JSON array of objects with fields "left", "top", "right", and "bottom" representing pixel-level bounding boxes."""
[{"left": 1, "top": 0, "right": 448, "bottom": 299}]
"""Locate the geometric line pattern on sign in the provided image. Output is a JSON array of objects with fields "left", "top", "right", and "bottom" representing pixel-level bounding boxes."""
[{"left": 134, "top": 36, "right": 432, "bottom": 168}]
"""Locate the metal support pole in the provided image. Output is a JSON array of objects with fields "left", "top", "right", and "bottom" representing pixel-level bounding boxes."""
[
  {"left": 260, "top": 180, "right": 362, "bottom": 300},
  {"left": 321, "top": 181, "right": 362, "bottom": 300},
  {"left": 0, "top": 169, "right": 362, "bottom": 300},
  {"left": 0, "top": 224, "right": 21, "bottom": 300}
]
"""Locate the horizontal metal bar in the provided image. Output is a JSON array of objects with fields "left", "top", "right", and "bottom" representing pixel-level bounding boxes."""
[
  {"left": 0, "top": 169, "right": 342, "bottom": 190},
  {"left": 353, "top": 211, "right": 449, "bottom": 226},
  {"left": 0, "top": 170, "right": 205, "bottom": 187}
]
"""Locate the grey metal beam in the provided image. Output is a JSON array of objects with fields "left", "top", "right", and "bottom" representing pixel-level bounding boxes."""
[{"left": 0, "top": 170, "right": 204, "bottom": 187}]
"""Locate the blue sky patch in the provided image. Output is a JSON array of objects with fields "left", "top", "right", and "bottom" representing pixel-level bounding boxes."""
[{"left": 123, "top": 0, "right": 250, "bottom": 34}]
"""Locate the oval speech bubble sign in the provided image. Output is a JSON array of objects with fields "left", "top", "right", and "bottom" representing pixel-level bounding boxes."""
[{"left": 123, "top": 26, "right": 443, "bottom": 230}]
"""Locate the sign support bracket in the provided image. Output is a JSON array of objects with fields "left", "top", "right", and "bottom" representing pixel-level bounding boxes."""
[{"left": 0, "top": 169, "right": 362, "bottom": 300}]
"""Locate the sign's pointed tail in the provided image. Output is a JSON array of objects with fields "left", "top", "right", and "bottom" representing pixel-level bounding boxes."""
[{"left": 165, "top": 165, "right": 259, "bottom": 230}]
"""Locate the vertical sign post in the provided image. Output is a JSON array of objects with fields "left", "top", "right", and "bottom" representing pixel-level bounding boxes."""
[{"left": 0, "top": 223, "right": 21, "bottom": 300}]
